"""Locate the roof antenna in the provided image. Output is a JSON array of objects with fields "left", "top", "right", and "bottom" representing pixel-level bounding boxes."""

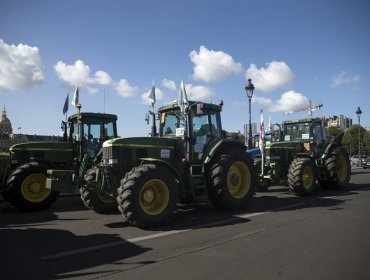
[
  {"left": 103, "top": 88, "right": 105, "bottom": 114},
  {"left": 209, "top": 73, "right": 212, "bottom": 104}
]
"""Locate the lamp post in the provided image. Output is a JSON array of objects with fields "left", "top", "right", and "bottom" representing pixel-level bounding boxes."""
[
  {"left": 356, "top": 106, "right": 362, "bottom": 167},
  {"left": 245, "top": 78, "right": 255, "bottom": 149}
]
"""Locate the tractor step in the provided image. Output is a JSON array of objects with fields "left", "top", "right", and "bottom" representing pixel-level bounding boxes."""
[{"left": 190, "top": 163, "right": 207, "bottom": 198}]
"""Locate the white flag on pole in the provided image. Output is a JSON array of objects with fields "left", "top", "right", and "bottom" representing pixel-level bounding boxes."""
[
  {"left": 71, "top": 85, "right": 79, "bottom": 108},
  {"left": 259, "top": 110, "right": 265, "bottom": 154},
  {"left": 178, "top": 80, "right": 189, "bottom": 113},
  {"left": 147, "top": 85, "right": 156, "bottom": 106},
  {"left": 268, "top": 115, "right": 272, "bottom": 131}
]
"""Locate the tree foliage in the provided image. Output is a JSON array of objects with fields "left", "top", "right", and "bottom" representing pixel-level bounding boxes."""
[
  {"left": 326, "top": 126, "right": 344, "bottom": 144},
  {"left": 342, "top": 125, "right": 370, "bottom": 156}
]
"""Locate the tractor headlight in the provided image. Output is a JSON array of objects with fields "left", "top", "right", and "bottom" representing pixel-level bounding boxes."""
[
  {"left": 10, "top": 152, "right": 18, "bottom": 164},
  {"left": 108, "top": 158, "right": 118, "bottom": 165}
]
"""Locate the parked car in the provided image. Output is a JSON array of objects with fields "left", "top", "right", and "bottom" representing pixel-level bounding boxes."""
[
  {"left": 350, "top": 155, "right": 360, "bottom": 166},
  {"left": 362, "top": 156, "right": 370, "bottom": 169}
]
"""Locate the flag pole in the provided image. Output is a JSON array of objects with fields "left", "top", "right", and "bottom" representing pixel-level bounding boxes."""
[{"left": 260, "top": 110, "right": 264, "bottom": 176}]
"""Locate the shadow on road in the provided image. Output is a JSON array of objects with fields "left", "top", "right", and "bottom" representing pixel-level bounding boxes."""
[
  {"left": 105, "top": 174, "right": 370, "bottom": 232},
  {"left": 0, "top": 227, "right": 151, "bottom": 280}
]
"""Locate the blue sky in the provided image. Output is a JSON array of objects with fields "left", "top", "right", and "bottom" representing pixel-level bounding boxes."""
[{"left": 1, "top": 0, "right": 369, "bottom": 137}]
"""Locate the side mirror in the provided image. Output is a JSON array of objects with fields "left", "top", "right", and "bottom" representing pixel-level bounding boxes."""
[
  {"left": 196, "top": 103, "right": 204, "bottom": 115},
  {"left": 61, "top": 121, "right": 67, "bottom": 142},
  {"left": 75, "top": 123, "right": 82, "bottom": 142},
  {"left": 145, "top": 113, "right": 149, "bottom": 125}
]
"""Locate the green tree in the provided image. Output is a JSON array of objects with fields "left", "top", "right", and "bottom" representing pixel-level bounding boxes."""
[
  {"left": 227, "top": 131, "right": 245, "bottom": 144},
  {"left": 342, "top": 125, "right": 370, "bottom": 156},
  {"left": 326, "top": 126, "right": 344, "bottom": 144}
]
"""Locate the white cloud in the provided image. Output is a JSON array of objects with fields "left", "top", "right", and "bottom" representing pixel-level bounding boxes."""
[
  {"left": 253, "top": 90, "right": 310, "bottom": 113},
  {"left": 95, "top": 70, "right": 112, "bottom": 86},
  {"left": 162, "top": 79, "right": 176, "bottom": 91},
  {"left": 0, "top": 39, "right": 45, "bottom": 92},
  {"left": 253, "top": 91, "right": 310, "bottom": 113},
  {"left": 186, "top": 83, "right": 214, "bottom": 102},
  {"left": 115, "top": 79, "right": 137, "bottom": 98},
  {"left": 246, "top": 61, "right": 294, "bottom": 92},
  {"left": 190, "top": 45, "right": 243, "bottom": 82},
  {"left": 141, "top": 87, "right": 165, "bottom": 105},
  {"left": 252, "top": 94, "right": 273, "bottom": 107},
  {"left": 54, "top": 59, "right": 112, "bottom": 93},
  {"left": 331, "top": 71, "right": 360, "bottom": 88}
]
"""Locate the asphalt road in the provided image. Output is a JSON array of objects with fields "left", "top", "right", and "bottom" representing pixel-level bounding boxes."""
[{"left": 1, "top": 168, "right": 370, "bottom": 280}]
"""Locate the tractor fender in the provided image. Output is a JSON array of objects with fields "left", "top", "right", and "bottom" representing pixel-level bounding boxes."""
[
  {"left": 138, "top": 158, "right": 184, "bottom": 192},
  {"left": 204, "top": 139, "right": 246, "bottom": 165},
  {"left": 294, "top": 153, "right": 311, "bottom": 159},
  {"left": 322, "top": 142, "right": 338, "bottom": 159},
  {"left": 28, "top": 157, "right": 57, "bottom": 169}
]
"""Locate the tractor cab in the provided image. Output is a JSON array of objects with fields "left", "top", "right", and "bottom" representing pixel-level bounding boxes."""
[
  {"left": 64, "top": 112, "right": 118, "bottom": 159},
  {"left": 280, "top": 118, "right": 327, "bottom": 157},
  {"left": 158, "top": 101, "right": 223, "bottom": 161}
]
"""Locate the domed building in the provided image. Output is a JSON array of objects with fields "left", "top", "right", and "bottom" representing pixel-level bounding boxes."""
[
  {"left": 0, "top": 106, "right": 13, "bottom": 151},
  {"left": 0, "top": 106, "right": 61, "bottom": 151}
]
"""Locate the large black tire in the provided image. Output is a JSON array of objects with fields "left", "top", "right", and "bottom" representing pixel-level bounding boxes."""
[
  {"left": 287, "top": 157, "right": 316, "bottom": 196},
  {"left": 207, "top": 149, "right": 256, "bottom": 210},
  {"left": 2, "top": 162, "right": 59, "bottom": 211},
  {"left": 80, "top": 167, "right": 118, "bottom": 214},
  {"left": 117, "top": 164, "right": 178, "bottom": 228},
  {"left": 319, "top": 147, "right": 350, "bottom": 190}
]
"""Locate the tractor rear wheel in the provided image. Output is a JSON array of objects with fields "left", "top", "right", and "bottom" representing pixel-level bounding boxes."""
[
  {"left": 319, "top": 147, "right": 350, "bottom": 190},
  {"left": 2, "top": 162, "right": 59, "bottom": 211},
  {"left": 207, "top": 149, "right": 255, "bottom": 210},
  {"left": 117, "top": 164, "right": 178, "bottom": 228},
  {"left": 80, "top": 167, "right": 117, "bottom": 214},
  {"left": 287, "top": 157, "right": 316, "bottom": 196}
]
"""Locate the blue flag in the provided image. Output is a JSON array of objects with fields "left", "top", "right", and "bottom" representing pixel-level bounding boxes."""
[{"left": 63, "top": 93, "right": 69, "bottom": 115}]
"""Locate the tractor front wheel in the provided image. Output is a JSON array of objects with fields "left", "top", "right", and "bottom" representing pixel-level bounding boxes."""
[
  {"left": 207, "top": 150, "right": 256, "bottom": 210},
  {"left": 287, "top": 157, "right": 316, "bottom": 196},
  {"left": 3, "top": 162, "right": 59, "bottom": 211},
  {"left": 117, "top": 164, "right": 178, "bottom": 228},
  {"left": 80, "top": 167, "right": 117, "bottom": 214}
]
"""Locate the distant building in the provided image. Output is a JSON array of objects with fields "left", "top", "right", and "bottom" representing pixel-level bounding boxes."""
[
  {"left": 325, "top": 115, "right": 352, "bottom": 129},
  {"left": 0, "top": 107, "right": 13, "bottom": 151},
  {"left": 0, "top": 106, "right": 60, "bottom": 152}
]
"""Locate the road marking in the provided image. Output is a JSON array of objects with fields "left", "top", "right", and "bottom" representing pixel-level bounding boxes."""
[{"left": 41, "top": 202, "right": 304, "bottom": 261}]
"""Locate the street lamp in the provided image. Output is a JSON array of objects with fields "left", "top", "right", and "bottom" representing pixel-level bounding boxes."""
[
  {"left": 356, "top": 106, "right": 362, "bottom": 167},
  {"left": 245, "top": 78, "right": 255, "bottom": 149}
]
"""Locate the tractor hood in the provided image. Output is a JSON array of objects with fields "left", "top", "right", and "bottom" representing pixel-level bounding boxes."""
[
  {"left": 266, "top": 140, "right": 304, "bottom": 151},
  {"left": 9, "top": 142, "right": 74, "bottom": 170},
  {"left": 103, "top": 137, "right": 177, "bottom": 150},
  {"left": 10, "top": 141, "right": 73, "bottom": 152},
  {"left": 102, "top": 137, "right": 185, "bottom": 168}
]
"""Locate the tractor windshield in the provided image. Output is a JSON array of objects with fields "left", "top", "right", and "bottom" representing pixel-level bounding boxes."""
[
  {"left": 283, "top": 123, "right": 311, "bottom": 141},
  {"left": 160, "top": 110, "right": 186, "bottom": 137},
  {"left": 71, "top": 117, "right": 116, "bottom": 157}
]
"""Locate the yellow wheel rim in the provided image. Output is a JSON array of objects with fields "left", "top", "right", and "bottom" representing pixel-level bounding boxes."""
[
  {"left": 336, "top": 155, "right": 348, "bottom": 183},
  {"left": 140, "top": 179, "right": 169, "bottom": 215},
  {"left": 21, "top": 173, "right": 50, "bottom": 203},
  {"left": 302, "top": 166, "right": 314, "bottom": 190},
  {"left": 227, "top": 161, "right": 251, "bottom": 199}
]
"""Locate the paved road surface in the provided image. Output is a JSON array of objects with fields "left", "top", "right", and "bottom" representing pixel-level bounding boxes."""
[{"left": 1, "top": 168, "right": 369, "bottom": 279}]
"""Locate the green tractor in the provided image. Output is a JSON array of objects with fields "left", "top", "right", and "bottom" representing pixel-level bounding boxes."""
[
  {"left": 77, "top": 100, "right": 256, "bottom": 227},
  {"left": 0, "top": 111, "right": 118, "bottom": 211},
  {"left": 257, "top": 117, "right": 350, "bottom": 195}
]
